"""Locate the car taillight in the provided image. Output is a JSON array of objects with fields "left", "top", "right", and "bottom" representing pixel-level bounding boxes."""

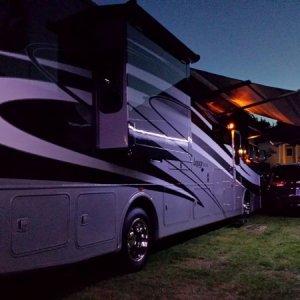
[{"left": 271, "top": 180, "right": 287, "bottom": 187}]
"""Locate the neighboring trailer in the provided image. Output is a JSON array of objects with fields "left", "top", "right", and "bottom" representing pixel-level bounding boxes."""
[{"left": 0, "top": 0, "right": 260, "bottom": 274}]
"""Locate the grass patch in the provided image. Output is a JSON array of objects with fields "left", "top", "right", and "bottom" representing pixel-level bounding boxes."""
[
  {"left": 59, "top": 215, "right": 300, "bottom": 299},
  {"left": 9, "top": 214, "right": 299, "bottom": 300},
  {"left": 61, "top": 214, "right": 300, "bottom": 299}
]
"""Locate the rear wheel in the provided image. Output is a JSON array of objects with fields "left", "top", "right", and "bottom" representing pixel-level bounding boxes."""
[{"left": 122, "top": 208, "right": 151, "bottom": 272}]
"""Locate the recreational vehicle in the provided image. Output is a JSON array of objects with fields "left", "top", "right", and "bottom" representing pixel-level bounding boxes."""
[{"left": 0, "top": 0, "right": 260, "bottom": 273}]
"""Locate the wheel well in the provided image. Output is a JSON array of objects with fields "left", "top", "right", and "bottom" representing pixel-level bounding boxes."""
[
  {"left": 127, "top": 197, "right": 159, "bottom": 241},
  {"left": 243, "top": 189, "right": 252, "bottom": 214}
]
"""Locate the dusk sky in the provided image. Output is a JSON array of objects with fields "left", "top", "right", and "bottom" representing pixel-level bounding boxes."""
[{"left": 96, "top": 0, "right": 300, "bottom": 91}]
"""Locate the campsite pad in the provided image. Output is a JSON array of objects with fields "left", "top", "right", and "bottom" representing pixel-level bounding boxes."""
[{"left": 244, "top": 224, "right": 268, "bottom": 233}]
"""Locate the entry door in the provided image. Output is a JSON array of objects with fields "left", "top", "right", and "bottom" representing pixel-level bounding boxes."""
[{"left": 214, "top": 168, "right": 234, "bottom": 212}]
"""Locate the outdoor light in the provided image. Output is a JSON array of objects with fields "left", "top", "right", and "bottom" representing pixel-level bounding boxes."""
[
  {"left": 227, "top": 122, "right": 235, "bottom": 130},
  {"left": 238, "top": 148, "right": 244, "bottom": 155},
  {"left": 245, "top": 157, "right": 251, "bottom": 164},
  {"left": 247, "top": 134, "right": 260, "bottom": 140}
]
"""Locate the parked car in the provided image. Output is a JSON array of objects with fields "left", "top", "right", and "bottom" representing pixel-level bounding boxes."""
[{"left": 264, "top": 163, "right": 300, "bottom": 213}]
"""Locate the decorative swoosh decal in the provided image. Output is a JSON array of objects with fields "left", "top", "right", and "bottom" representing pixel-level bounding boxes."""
[{"left": 0, "top": 115, "right": 195, "bottom": 201}]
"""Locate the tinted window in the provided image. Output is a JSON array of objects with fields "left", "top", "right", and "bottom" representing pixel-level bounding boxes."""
[
  {"left": 127, "top": 25, "right": 191, "bottom": 152},
  {"left": 0, "top": 99, "right": 92, "bottom": 153},
  {"left": 0, "top": 1, "right": 27, "bottom": 51}
]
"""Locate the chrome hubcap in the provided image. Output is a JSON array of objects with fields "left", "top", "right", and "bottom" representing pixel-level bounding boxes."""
[{"left": 127, "top": 218, "right": 149, "bottom": 262}]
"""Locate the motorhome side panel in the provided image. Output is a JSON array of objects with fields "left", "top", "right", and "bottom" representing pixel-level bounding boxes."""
[
  {"left": 0, "top": 180, "right": 165, "bottom": 274},
  {"left": 0, "top": 1, "right": 261, "bottom": 273}
]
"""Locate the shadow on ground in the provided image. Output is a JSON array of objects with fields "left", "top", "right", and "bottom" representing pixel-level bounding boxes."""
[{"left": 0, "top": 253, "right": 124, "bottom": 300}]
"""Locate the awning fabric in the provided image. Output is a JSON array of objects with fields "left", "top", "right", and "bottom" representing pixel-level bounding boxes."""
[{"left": 191, "top": 69, "right": 300, "bottom": 126}]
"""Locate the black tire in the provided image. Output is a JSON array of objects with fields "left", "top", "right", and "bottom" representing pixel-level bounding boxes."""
[{"left": 121, "top": 208, "right": 151, "bottom": 272}]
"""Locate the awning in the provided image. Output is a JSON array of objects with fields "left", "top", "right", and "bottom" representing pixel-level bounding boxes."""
[{"left": 191, "top": 69, "right": 300, "bottom": 126}]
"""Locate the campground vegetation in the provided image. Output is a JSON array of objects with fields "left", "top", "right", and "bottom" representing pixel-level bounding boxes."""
[{"left": 2, "top": 214, "right": 300, "bottom": 299}]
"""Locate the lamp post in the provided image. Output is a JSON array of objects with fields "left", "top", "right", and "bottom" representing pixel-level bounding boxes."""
[{"left": 227, "top": 122, "right": 236, "bottom": 181}]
